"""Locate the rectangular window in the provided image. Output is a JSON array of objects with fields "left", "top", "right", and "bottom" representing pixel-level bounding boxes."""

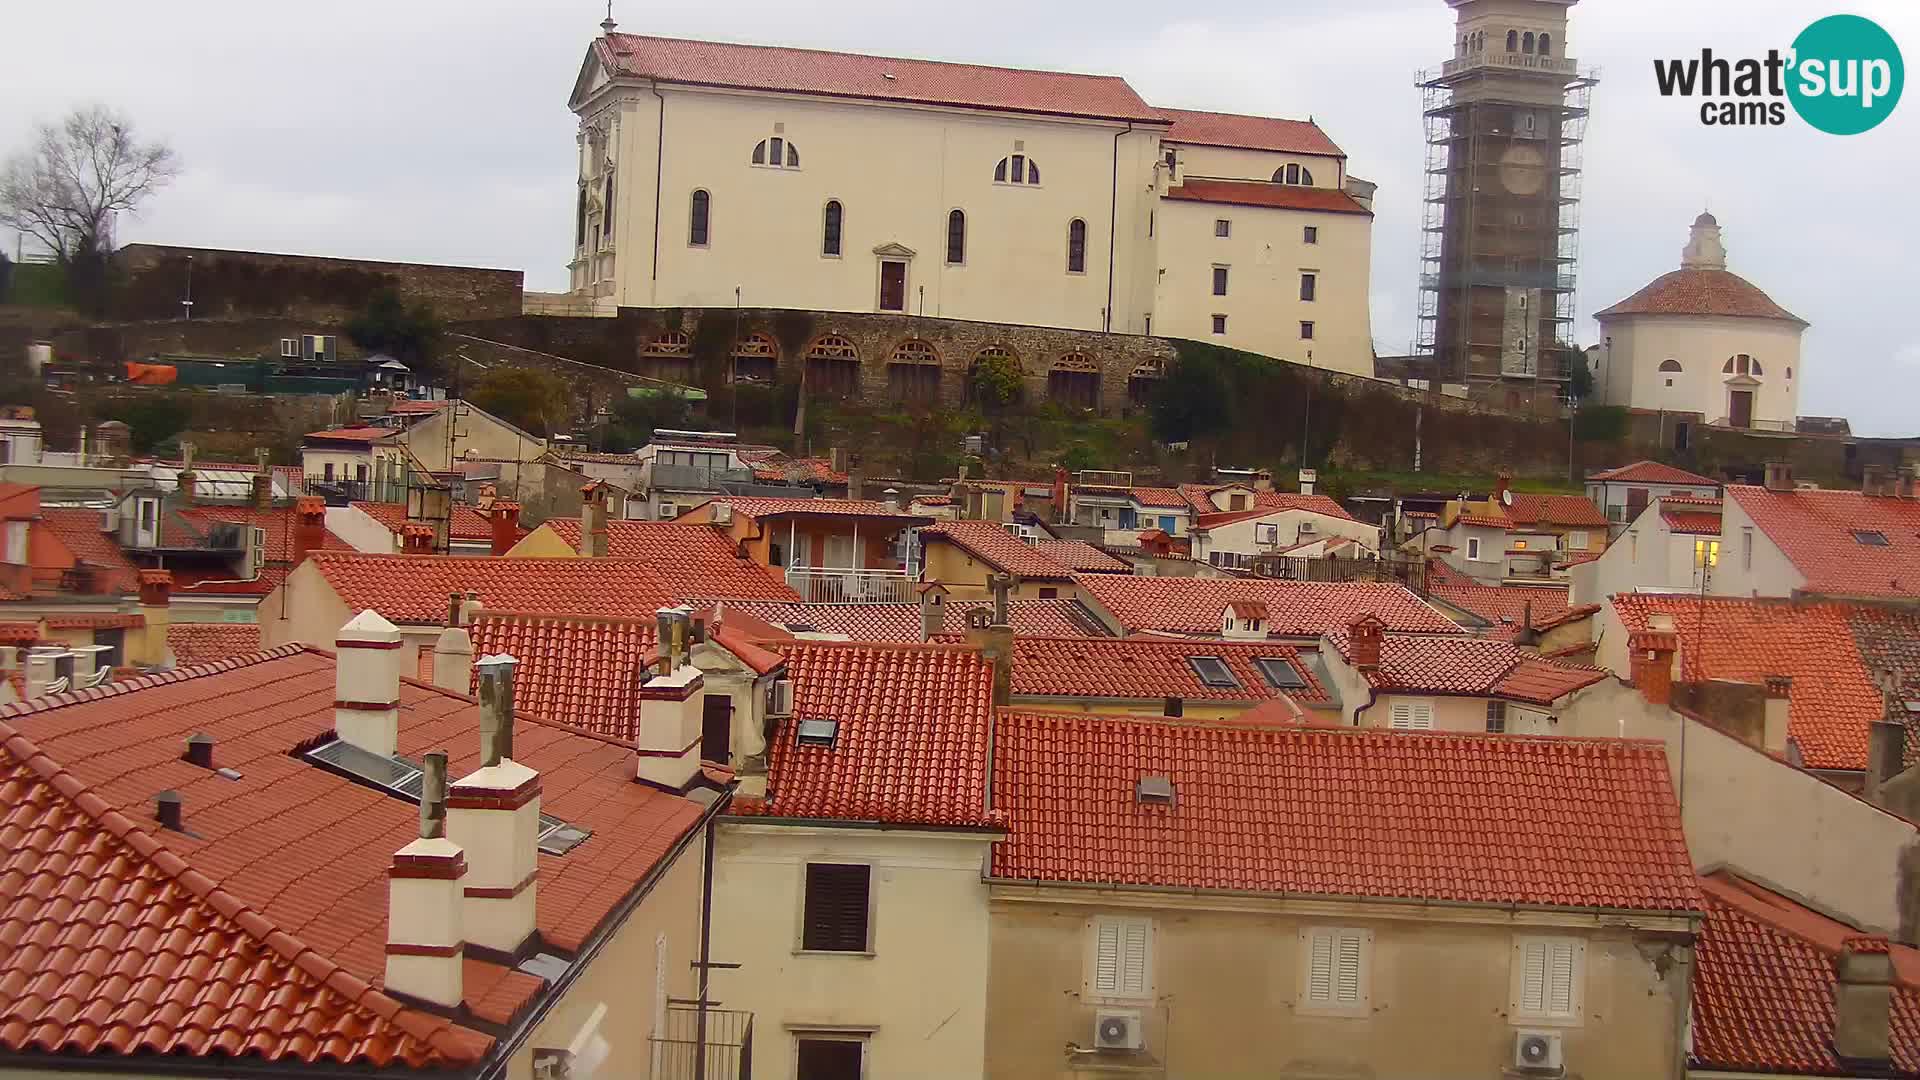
[
  {"left": 1158, "top": 515, "right": 1176, "bottom": 532},
  {"left": 1486, "top": 699, "right": 1507, "bottom": 733},
  {"left": 1742, "top": 527, "right": 1754, "bottom": 570},
  {"left": 1388, "top": 700, "right": 1434, "bottom": 730},
  {"left": 1254, "top": 656, "right": 1306, "bottom": 689},
  {"left": 1090, "top": 916, "right": 1152, "bottom": 1000},
  {"left": 796, "top": 1036, "right": 865, "bottom": 1080},
  {"left": 1215, "top": 218, "right": 1231, "bottom": 237},
  {"left": 1300, "top": 927, "right": 1371, "bottom": 1015},
  {"left": 1511, "top": 937, "right": 1584, "bottom": 1024},
  {"left": 802, "top": 863, "right": 871, "bottom": 952},
  {"left": 1300, "top": 320, "right": 1315, "bottom": 340},
  {"left": 1566, "top": 530, "right": 1589, "bottom": 550},
  {"left": 1212, "top": 266, "right": 1229, "bottom": 296},
  {"left": 323, "top": 462, "right": 336, "bottom": 482},
  {"left": 1303, "top": 226, "right": 1318, "bottom": 244},
  {"left": 1299, "top": 272, "right": 1317, "bottom": 301},
  {"left": 1466, "top": 536, "right": 1482, "bottom": 561},
  {"left": 1211, "top": 314, "right": 1227, "bottom": 335},
  {"left": 1187, "top": 655, "right": 1239, "bottom": 689},
  {"left": 355, "top": 463, "right": 368, "bottom": 483},
  {"left": 1038, "top": 586, "right": 1058, "bottom": 599}
]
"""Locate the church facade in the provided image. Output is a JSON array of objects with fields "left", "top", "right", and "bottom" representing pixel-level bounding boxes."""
[{"left": 564, "top": 30, "right": 1376, "bottom": 376}]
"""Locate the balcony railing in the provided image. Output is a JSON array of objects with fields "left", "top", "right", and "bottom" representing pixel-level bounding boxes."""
[
  {"left": 1441, "top": 52, "right": 1580, "bottom": 79},
  {"left": 649, "top": 1002, "right": 752, "bottom": 1080},
  {"left": 646, "top": 463, "right": 757, "bottom": 491},
  {"left": 1710, "top": 417, "right": 1797, "bottom": 433},
  {"left": 785, "top": 566, "right": 914, "bottom": 604}
]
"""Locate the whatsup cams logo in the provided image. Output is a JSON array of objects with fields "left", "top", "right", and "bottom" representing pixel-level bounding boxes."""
[{"left": 1654, "top": 14, "right": 1904, "bottom": 133}]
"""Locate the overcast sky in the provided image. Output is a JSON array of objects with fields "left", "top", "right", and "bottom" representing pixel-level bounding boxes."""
[{"left": 6, "top": 0, "right": 1916, "bottom": 434}]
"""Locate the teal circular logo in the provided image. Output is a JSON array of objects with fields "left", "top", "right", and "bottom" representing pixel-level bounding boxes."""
[{"left": 1788, "top": 14, "right": 1904, "bottom": 134}]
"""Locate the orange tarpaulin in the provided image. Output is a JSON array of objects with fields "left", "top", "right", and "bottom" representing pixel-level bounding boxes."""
[{"left": 124, "top": 361, "right": 177, "bottom": 385}]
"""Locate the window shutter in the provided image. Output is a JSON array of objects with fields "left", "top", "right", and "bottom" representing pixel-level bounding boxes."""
[
  {"left": 1519, "top": 941, "right": 1548, "bottom": 1013},
  {"left": 1335, "top": 932, "right": 1363, "bottom": 1004},
  {"left": 1307, "top": 931, "right": 1334, "bottom": 1002},
  {"left": 1093, "top": 920, "right": 1122, "bottom": 993},
  {"left": 1412, "top": 702, "right": 1433, "bottom": 729},
  {"left": 1547, "top": 941, "right": 1577, "bottom": 1015},
  {"left": 1390, "top": 702, "right": 1413, "bottom": 729},
  {"left": 802, "top": 864, "right": 871, "bottom": 952},
  {"left": 1120, "top": 920, "right": 1149, "bottom": 995}
]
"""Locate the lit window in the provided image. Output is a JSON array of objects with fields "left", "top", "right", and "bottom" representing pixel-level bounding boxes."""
[
  {"left": 1067, "top": 219, "right": 1087, "bottom": 273},
  {"left": 1694, "top": 539, "right": 1720, "bottom": 567},
  {"left": 1211, "top": 314, "right": 1227, "bottom": 335},
  {"left": 1513, "top": 540, "right": 1528, "bottom": 550},
  {"left": 994, "top": 155, "right": 1040, "bottom": 184}
]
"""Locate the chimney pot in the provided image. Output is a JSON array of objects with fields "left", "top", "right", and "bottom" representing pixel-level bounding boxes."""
[
  {"left": 635, "top": 615, "right": 706, "bottom": 790},
  {"left": 1834, "top": 937, "right": 1896, "bottom": 1065},
  {"left": 185, "top": 733, "right": 214, "bottom": 769},
  {"left": 1764, "top": 460, "right": 1795, "bottom": 493},
  {"left": 474, "top": 653, "right": 519, "bottom": 767},
  {"left": 251, "top": 473, "right": 272, "bottom": 510},
  {"left": 386, "top": 746, "right": 467, "bottom": 1008},
  {"left": 489, "top": 501, "right": 522, "bottom": 556},
  {"left": 432, "top": 625, "right": 475, "bottom": 695},
  {"left": 1629, "top": 630, "right": 1679, "bottom": 706},
  {"left": 1347, "top": 614, "right": 1385, "bottom": 671},
  {"left": 155, "top": 790, "right": 183, "bottom": 831},
  {"left": 334, "top": 610, "right": 404, "bottom": 757},
  {"left": 419, "top": 750, "right": 449, "bottom": 839}
]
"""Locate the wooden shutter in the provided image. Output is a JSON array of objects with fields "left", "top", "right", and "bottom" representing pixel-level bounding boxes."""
[
  {"left": 1389, "top": 702, "right": 1413, "bottom": 729},
  {"left": 802, "top": 864, "right": 871, "bottom": 952},
  {"left": 1390, "top": 702, "right": 1432, "bottom": 730},
  {"left": 1519, "top": 940, "right": 1548, "bottom": 1013},
  {"left": 1547, "top": 940, "right": 1577, "bottom": 1015},
  {"left": 1335, "top": 932, "right": 1364, "bottom": 1004},
  {"left": 1093, "top": 917, "right": 1150, "bottom": 997},
  {"left": 1120, "top": 920, "right": 1149, "bottom": 995},
  {"left": 1093, "top": 920, "right": 1121, "bottom": 993},
  {"left": 1307, "top": 931, "right": 1335, "bottom": 1002},
  {"left": 1305, "top": 928, "right": 1366, "bottom": 1006}
]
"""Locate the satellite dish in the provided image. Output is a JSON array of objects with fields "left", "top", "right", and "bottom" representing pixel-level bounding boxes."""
[{"left": 1501, "top": 489, "right": 1514, "bottom": 507}]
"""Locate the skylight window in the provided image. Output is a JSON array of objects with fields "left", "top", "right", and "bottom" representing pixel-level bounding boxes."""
[
  {"left": 303, "top": 739, "right": 591, "bottom": 855},
  {"left": 1853, "top": 530, "right": 1891, "bottom": 546},
  {"left": 796, "top": 718, "right": 840, "bottom": 747},
  {"left": 1186, "top": 656, "right": 1240, "bottom": 689},
  {"left": 1252, "top": 657, "right": 1307, "bottom": 690}
]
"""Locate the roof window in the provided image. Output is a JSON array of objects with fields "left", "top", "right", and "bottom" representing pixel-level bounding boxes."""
[
  {"left": 796, "top": 717, "right": 840, "bottom": 747},
  {"left": 303, "top": 739, "right": 591, "bottom": 855},
  {"left": 1853, "top": 530, "right": 1891, "bottom": 546},
  {"left": 1136, "top": 776, "right": 1175, "bottom": 804},
  {"left": 1186, "top": 655, "right": 1240, "bottom": 689},
  {"left": 1252, "top": 657, "right": 1307, "bottom": 690}
]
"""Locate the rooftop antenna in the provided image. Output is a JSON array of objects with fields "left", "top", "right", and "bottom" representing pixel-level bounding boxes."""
[{"left": 600, "top": 0, "right": 617, "bottom": 34}]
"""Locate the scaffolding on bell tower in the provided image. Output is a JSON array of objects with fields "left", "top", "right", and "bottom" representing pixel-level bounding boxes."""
[{"left": 1413, "top": 57, "right": 1597, "bottom": 399}]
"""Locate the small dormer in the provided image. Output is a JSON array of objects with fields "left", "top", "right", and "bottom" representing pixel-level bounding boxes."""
[{"left": 1221, "top": 599, "right": 1270, "bottom": 640}]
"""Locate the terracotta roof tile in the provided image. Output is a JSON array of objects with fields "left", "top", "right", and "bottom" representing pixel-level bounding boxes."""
[
  {"left": 350, "top": 501, "right": 497, "bottom": 542},
  {"left": 597, "top": 33, "right": 1165, "bottom": 123},
  {"left": 1729, "top": 484, "right": 1920, "bottom": 600},
  {"left": 1173, "top": 486, "right": 1355, "bottom": 521},
  {"left": 1455, "top": 510, "right": 1513, "bottom": 529},
  {"left": 302, "top": 426, "right": 397, "bottom": 443},
  {"left": 1507, "top": 493, "right": 1609, "bottom": 529},
  {"left": 1011, "top": 637, "right": 1327, "bottom": 703},
  {"left": 165, "top": 624, "right": 264, "bottom": 665},
  {"left": 921, "top": 520, "right": 1081, "bottom": 580},
  {"left": 1128, "top": 487, "right": 1191, "bottom": 509},
  {"left": 1033, "top": 539, "right": 1131, "bottom": 573},
  {"left": 307, "top": 552, "right": 681, "bottom": 624},
  {"left": 542, "top": 519, "right": 800, "bottom": 601},
  {"left": 36, "top": 509, "right": 142, "bottom": 593},
  {"left": 1662, "top": 504, "right": 1724, "bottom": 535},
  {"left": 1589, "top": 461, "right": 1719, "bottom": 485},
  {"left": 1327, "top": 630, "right": 1606, "bottom": 704},
  {"left": 750, "top": 456, "right": 847, "bottom": 485},
  {"left": 1163, "top": 179, "right": 1371, "bottom": 215},
  {"left": 1076, "top": 575, "right": 1457, "bottom": 638},
  {"left": 468, "top": 612, "right": 657, "bottom": 742},
  {"left": 1595, "top": 268, "right": 1805, "bottom": 324},
  {"left": 716, "top": 598, "right": 1111, "bottom": 641},
  {"left": 1425, "top": 575, "right": 1574, "bottom": 641},
  {"left": 687, "top": 496, "right": 926, "bottom": 521},
  {"left": 988, "top": 711, "right": 1702, "bottom": 909},
  {"left": 1159, "top": 107, "right": 1343, "bottom": 156},
  {"left": 742, "top": 642, "right": 996, "bottom": 826}
]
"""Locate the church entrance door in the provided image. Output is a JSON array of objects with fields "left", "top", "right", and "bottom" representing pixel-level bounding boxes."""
[{"left": 878, "top": 260, "right": 906, "bottom": 312}]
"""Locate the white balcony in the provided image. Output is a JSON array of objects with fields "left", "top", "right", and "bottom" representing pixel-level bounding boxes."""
[
  {"left": 1441, "top": 53, "right": 1580, "bottom": 79},
  {"left": 785, "top": 566, "right": 915, "bottom": 604}
]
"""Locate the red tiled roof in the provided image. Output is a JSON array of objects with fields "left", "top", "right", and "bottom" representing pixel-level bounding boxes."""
[
  {"left": 42, "top": 613, "right": 143, "bottom": 631},
  {"left": 0, "top": 714, "right": 491, "bottom": 1068},
  {"left": 166, "top": 623, "right": 264, "bottom": 665},
  {"left": 1424, "top": 575, "right": 1574, "bottom": 641},
  {"left": 596, "top": 33, "right": 1164, "bottom": 123},
  {"left": 1164, "top": 179, "right": 1372, "bottom": 216},
  {"left": 1011, "top": 637, "right": 1327, "bottom": 703},
  {"left": 740, "top": 642, "right": 996, "bottom": 826},
  {"left": 750, "top": 456, "right": 847, "bottom": 486},
  {"left": 302, "top": 426, "right": 396, "bottom": 443},
  {"left": 1728, "top": 484, "right": 1920, "bottom": 600},
  {"left": 306, "top": 552, "right": 681, "bottom": 624},
  {"left": 922, "top": 520, "right": 1080, "bottom": 580},
  {"left": 350, "top": 501, "right": 497, "bottom": 542},
  {"left": 988, "top": 711, "right": 1702, "bottom": 910},
  {"left": 1076, "top": 575, "right": 1457, "bottom": 638},
  {"left": 539, "top": 519, "right": 800, "bottom": 601},
  {"left": 1507, "top": 492, "right": 1609, "bottom": 529},
  {"left": 384, "top": 400, "right": 448, "bottom": 415},
  {"left": 169, "top": 506, "right": 352, "bottom": 597},
  {"left": 1034, "top": 539, "right": 1131, "bottom": 573},
  {"left": 1589, "top": 460, "right": 1718, "bottom": 485},
  {"left": 1612, "top": 594, "right": 1889, "bottom": 770},
  {"left": 1128, "top": 487, "right": 1191, "bottom": 509},
  {"left": 1185, "top": 485, "right": 1355, "bottom": 522},
  {"left": 1455, "top": 510, "right": 1513, "bottom": 529},
  {"left": 1327, "top": 631, "right": 1606, "bottom": 704},
  {"left": 1691, "top": 872, "right": 1920, "bottom": 1075},
  {"left": 1595, "top": 268, "right": 1806, "bottom": 324},
  {"left": 685, "top": 496, "right": 926, "bottom": 521},
  {"left": 0, "top": 647, "right": 706, "bottom": 1041},
  {"left": 469, "top": 612, "right": 658, "bottom": 741},
  {"left": 1159, "top": 107, "right": 1343, "bottom": 156},
  {"left": 1662, "top": 505, "right": 1724, "bottom": 535},
  {"left": 716, "top": 598, "right": 1111, "bottom": 641},
  {"left": 36, "top": 508, "right": 142, "bottom": 593}
]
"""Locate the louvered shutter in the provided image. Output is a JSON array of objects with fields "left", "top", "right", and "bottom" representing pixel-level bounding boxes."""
[
  {"left": 1093, "top": 918, "right": 1150, "bottom": 998},
  {"left": 1335, "top": 932, "right": 1364, "bottom": 1004},
  {"left": 1306, "top": 931, "right": 1335, "bottom": 1002},
  {"left": 1519, "top": 940, "right": 1549, "bottom": 1013},
  {"left": 802, "top": 864, "right": 871, "bottom": 952},
  {"left": 1547, "top": 941, "right": 1577, "bottom": 1015},
  {"left": 1411, "top": 702, "right": 1433, "bottom": 729},
  {"left": 1392, "top": 702, "right": 1434, "bottom": 730},
  {"left": 1120, "top": 920, "right": 1150, "bottom": 996},
  {"left": 1093, "top": 920, "right": 1122, "bottom": 994},
  {"left": 1390, "top": 702, "right": 1414, "bottom": 729}
]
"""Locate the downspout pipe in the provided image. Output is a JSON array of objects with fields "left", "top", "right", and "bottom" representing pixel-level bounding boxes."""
[
  {"left": 1105, "top": 122, "right": 1133, "bottom": 333},
  {"left": 694, "top": 798, "right": 718, "bottom": 1080},
  {"left": 650, "top": 81, "right": 666, "bottom": 303}
]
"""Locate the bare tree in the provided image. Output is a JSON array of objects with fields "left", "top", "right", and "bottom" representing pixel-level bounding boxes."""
[{"left": 0, "top": 105, "right": 178, "bottom": 260}]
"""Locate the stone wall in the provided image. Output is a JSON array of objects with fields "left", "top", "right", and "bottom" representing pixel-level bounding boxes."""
[
  {"left": 49, "top": 317, "right": 364, "bottom": 366},
  {"left": 115, "top": 244, "right": 523, "bottom": 323}
]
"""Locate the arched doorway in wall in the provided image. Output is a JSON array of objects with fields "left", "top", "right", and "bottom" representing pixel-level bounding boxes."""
[
  {"left": 1047, "top": 351, "right": 1101, "bottom": 411},
  {"left": 731, "top": 333, "right": 780, "bottom": 385},
  {"left": 804, "top": 334, "right": 863, "bottom": 398},
  {"left": 886, "top": 340, "right": 942, "bottom": 404},
  {"left": 641, "top": 331, "right": 693, "bottom": 384}
]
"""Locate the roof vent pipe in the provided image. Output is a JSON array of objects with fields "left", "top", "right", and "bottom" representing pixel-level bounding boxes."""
[
  {"left": 185, "top": 733, "right": 214, "bottom": 769},
  {"left": 155, "top": 790, "right": 184, "bottom": 831}
]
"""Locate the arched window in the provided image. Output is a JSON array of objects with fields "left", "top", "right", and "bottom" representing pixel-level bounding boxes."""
[
  {"left": 602, "top": 173, "right": 615, "bottom": 234},
  {"left": 1723, "top": 354, "right": 1762, "bottom": 376},
  {"left": 1751, "top": 357, "right": 1763, "bottom": 375},
  {"left": 805, "top": 335, "right": 861, "bottom": 398},
  {"left": 891, "top": 340, "right": 940, "bottom": 365},
  {"left": 1273, "top": 163, "right": 1315, "bottom": 186},
  {"left": 822, "top": 200, "right": 843, "bottom": 257},
  {"left": 1523, "top": 31, "right": 1535, "bottom": 53},
  {"left": 689, "top": 190, "right": 710, "bottom": 246},
  {"left": 751, "top": 137, "right": 800, "bottom": 168},
  {"left": 1538, "top": 32, "right": 1552, "bottom": 57},
  {"left": 575, "top": 186, "right": 587, "bottom": 248},
  {"left": 887, "top": 340, "right": 942, "bottom": 403},
  {"left": 807, "top": 335, "right": 859, "bottom": 361},
  {"left": 1048, "top": 352, "right": 1100, "bottom": 410},
  {"left": 643, "top": 331, "right": 691, "bottom": 357},
  {"left": 994, "top": 155, "right": 1040, "bottom": 185},
  {"left": 946, "top": 209, "right": 966, "bottom": 265},
  {"left": 1658, "top": 359, "right": 1683, "bottom": 372},
  {"left": 1067, "top": 219, "right": 1087, "bottom": 274},
  {"left": 1507, "top": 29, "right": 1518, "bottom": 51}
]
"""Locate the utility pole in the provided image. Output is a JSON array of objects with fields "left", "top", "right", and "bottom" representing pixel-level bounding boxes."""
[{"left": 181, "top": 255, "right": 194, "bottom": 321}]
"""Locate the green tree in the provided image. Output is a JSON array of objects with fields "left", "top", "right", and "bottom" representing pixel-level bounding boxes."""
[
  {"left": 346, "top": 289, "right": 444, "bottom": 379},
  {"left": 1147, "top": 350, "right": 1233, "bottom": 445},
  {"left": 604, "top": 390, "right": 696, "bottom": 451},
  {"left": 968, "top": 353, "right": 1024, "bottom": 448},
  {"left": 1563, "top": 347, "right": 1595, "bottom": 401},
  {"left": 468, "top": 367, "right": 571, "bottom": 437},
  {"left": 106, "top": 395, "right": 191, "bottom": 454}
]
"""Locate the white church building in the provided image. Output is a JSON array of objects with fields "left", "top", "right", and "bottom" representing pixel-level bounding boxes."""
[
  {"left": 1590, "top": 213, "right": 1808, "bottom": 430},
  {"left": 561, "top": 26, "right": 1377, "bottom": 376}
]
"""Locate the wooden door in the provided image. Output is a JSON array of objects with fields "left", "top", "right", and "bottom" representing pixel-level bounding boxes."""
[
  {"left": 1729, "top": 390, "right": 1754, "bottom": 428},
  {"left": 701, "top": 695, "right": 732, "bottom": 764},
  {"left": 878, "top": 261, "right": 906, "bottom": 312}
]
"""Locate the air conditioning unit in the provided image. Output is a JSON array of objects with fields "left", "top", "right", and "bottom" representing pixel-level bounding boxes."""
[
  {"left": 1092, "top": 1009, "right": 1143, "bottom": 1052},
  {"left": 766, "top": 677, "right": 794, "bottom": 717},
  {"left": 1298, "top": 521, "right": 1316, "bottom": 535},
  {"left": 1512, "top": 1030, "right": 1563, "bottom": 1072},
  {"left": 709, "top": 502, "right": 733, "bottom": 526}
]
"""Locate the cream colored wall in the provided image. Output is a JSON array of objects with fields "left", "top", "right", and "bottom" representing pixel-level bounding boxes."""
[
  {"left": 1153, "top": 196, "right": 1371, "bottom": 376},
  {"left": 1362, "top": 693, "right": 1491, "bottom": 732},
  {"left": 1573, "top": 502, "right": 1714, "bottom": 607},
  {"left": 405, "top": 407, "right": 547, "bottom": 474},
  {"left": 505, "top": 825, "right": 707, "bottom": 1080},
  {"left": 1557, "top": 679, "right": 1914, "bottom": 935},
  {"left": 986, "top": 892, "right": 1689, "bottom": 1080},
  {"left": 324, "top": 505, "right": 401, "bottom": 554},
  {"left": 506, "top": 523, "right": 582, "bottom": 558},
  {"left": 1193, "top": 510, "right": 1379, "bottom": 560},
  {"left": 300, "top": 445, "right": 382, "bottom": 482},
  {"left": 709, "top": 822, "right": 996, "bottom": 1080},
  {"left": 920, "top": 542, "right": 1074, "bottom": 600},
  {"left": 1172, "top": 144, "right": 1345, "bottom": 188},
  {"left": 1706, "top": 496, "right": 1804, "bottom": 599},
  {"left": 1597, "top": 314, "right": 1804, "bottom": 425}
]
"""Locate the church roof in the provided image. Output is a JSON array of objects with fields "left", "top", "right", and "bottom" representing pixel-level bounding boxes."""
[
  {"left": 1158, "top": 108, "right": 1344, "bottom": 157},
  {"left": 593, "top": 34, "right": 1166, "bottom": 124},
  {"left": 1594, "top": 268, "right": 1806, "bottom": 325}
]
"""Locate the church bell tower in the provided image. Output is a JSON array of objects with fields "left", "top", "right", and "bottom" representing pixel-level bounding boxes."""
[{"left": 1414, "top": 0, "right": 1596, "bottom": 407}]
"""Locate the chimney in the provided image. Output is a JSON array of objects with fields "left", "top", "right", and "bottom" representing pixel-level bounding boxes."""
[
  {"left": 137, "top": 569, "right": 172, "bottom": 665},
  {"left": 580, "top": 483, "right": 609, "bottom": 557},
  {"left": 1052, "top": 467, "right": 1069, "bottom": 524},
  {"left": 489, "top": 501, "right": 521, "bottom": 556},
  {"left": 962, "top": 578, "right": 1014, "bottom": 706},
  {"left": 636, "top": 607, "right": 704, "bottom": 791},
  {"left": 432, "top": 623, "right": 475, "bottom": 695},
  {"left": 846, "top": 467, "right": 864, "bottom": 502},
  {"left": 401, "top": 523, "right": 434, "bottom": 555},
  {"left": 1833, "top": 936, "right": 1896, "bottom": 1066},
  {"left": 1252, "top": 471, "right": 1274, "bottom": 493},
  {"left": 251, "top": 474, "right": 272, "bottom": 510},
  {"left": 1863, "top": 464, "right": 1890, "bottom": 498},
  {"left": 448, "top": 654, "right": 540, "bottom": 953},
  {"left": 177, "top": 470, "right": 197, "bottom": 506},
  {"left": 154, "top": 790, "right": 184, "bottom": 832},
  {"left": 293, "top": 497, "right": 327, "bottom": 567},
  {"left": 1762, "top": 675, "right": 1793, "bottom": 755},
  {"left": 829, "top": 446, "right": 848, "bottom": 475},
  {"left": 883, "top": 487, "right": 904, "bottom": 512},
  {"left": 1898, "top": 466, "right": 1920, "bottom": 500},
  {"left": 1868, "top": 720, "right": 1907, "bottom": 805},
  {"left": 918, "top": 583, "right": 949, "bottom": 641},
  {"left": 185, "top": 733, "right": 215, "bottom": 769},
  {"left": 1347, "top": 614, "right": 1384, "bottom": 671},
  {"left": 385, "top": 751, "right": 467, "bottom": 1009},
  {"left": 334, "top": 610, "right": 404, "bottom": 757},
  {"left": 1628, "top": 630, "right": 1680, "bottom": 706},
  {"left": 1764, "top": 460, "right": 1794, "bottom": 493}
]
